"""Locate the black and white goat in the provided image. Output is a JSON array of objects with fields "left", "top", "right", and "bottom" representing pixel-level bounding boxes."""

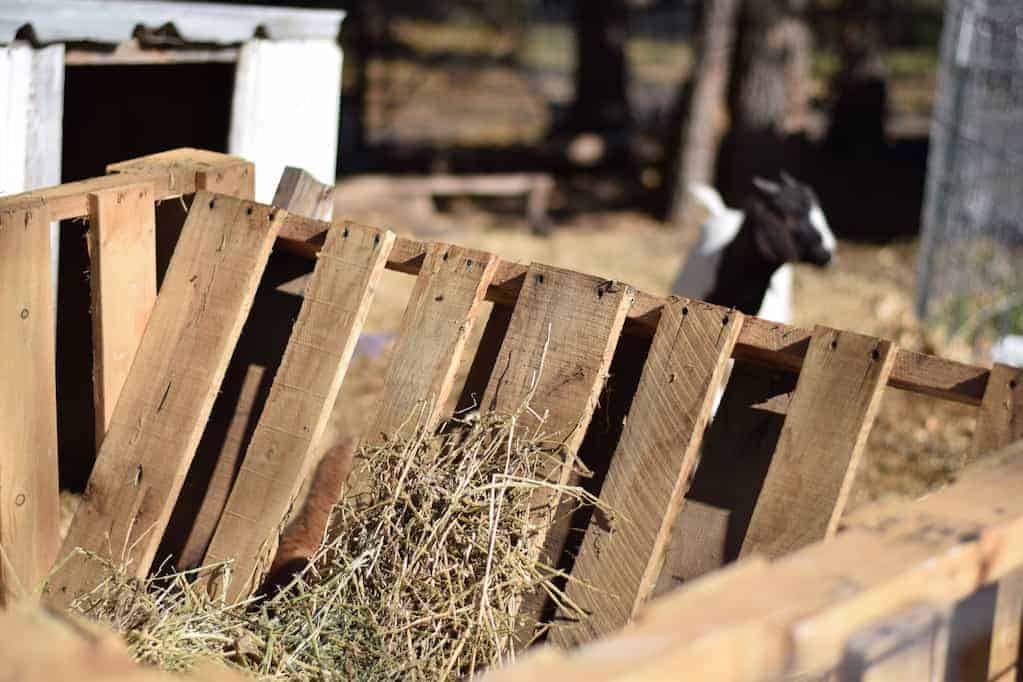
[{"left": 671, "top": 172, "right": 836, "bottom": 324}]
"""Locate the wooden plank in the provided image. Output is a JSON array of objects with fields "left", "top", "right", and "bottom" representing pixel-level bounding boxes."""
[
  {"left": 271, "top": 166, "right": 334, "bottom": 222},
  {"left": 554, "top": 299, "right": 742, "bottom": 646},
  {"left": 0, "top": 203, "right": 60, "bottom": 604},
  {"left": 739, "top": 327, "right": 896, "bottom": 558},
  {"left": 481, "top": 263, "right": 634, "bottom": 638},
  {"left": 86, "top": 182, "right": 157, "bottom": 445},
  {"left": 44, "top": 192, "right": 284, "bottom": 610},
  {"left": 959, "top": 362, "right": 1023, "bottom": 681},
  {"left": 481, "top": 264, "right": 634, "bottom": 451},
  {"left": 368, "top": 244, "right": 498, "bottom": 442},
  {"left": 196, "top": 160, "right": 255, "bottom": 200},
  {"left": 655, "top": 360, "right": 796, "bottom": 596},
  {"left": 838, "top": 606, "right": 949, "bottom": 682},
  {"left": 201, "top": 222, "right": 394, "bottom": 601}
]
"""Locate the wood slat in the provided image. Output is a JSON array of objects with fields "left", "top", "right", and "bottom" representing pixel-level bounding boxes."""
[
  {"left": 480, "top": 263, "right": 634, "bottom": 637},
  {"left": 481, "top": 264, "right": 633, "bottom": 450},
  {"left": 44, "top": 193, "right": 284, "bottom": 610},
  {"left": 0, "top": 203, "right": 60, "bottom": 604},
  {"left": 655, "top": 360, "right": 796, "bottom": 596},
  {"left": 554, "top": 299, "right": 742, "bottom": 646},
  {"left": 368, "top": 244, "right": 499, "bottom": 442},
  {"left": 739, "top": 326, "right": 896, "bottom": 558},
  {"left": 958, "top": 362, "right": 1023, "bottom": 681},
  {"left": 86, "top": 182, "right": 158, "bottom": 445},
  {"left": 201, "top": 222, "right": 394, "bottom": 601}
]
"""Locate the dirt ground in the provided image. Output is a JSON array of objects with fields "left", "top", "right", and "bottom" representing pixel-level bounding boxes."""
[{"left": 317, "top": 195, "right": 975, "bottom": 517}]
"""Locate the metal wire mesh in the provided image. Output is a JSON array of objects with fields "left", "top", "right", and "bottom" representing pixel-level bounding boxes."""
[{"left": 916, "top": 0, "right": 1023, "bottom": 358}]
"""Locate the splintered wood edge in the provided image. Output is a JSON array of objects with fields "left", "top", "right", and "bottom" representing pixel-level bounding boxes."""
[{"left": 0, "top": 152, "right": 991, "bottom": 407}]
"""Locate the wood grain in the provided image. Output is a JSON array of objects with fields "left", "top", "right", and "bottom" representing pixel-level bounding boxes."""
[
  {"left": 368, "top": 243, "right": 498, "bottom": 442},
  {"left": 44, "top": 193, "right": 283, "bottom": 610},
  {"left": 480, "top": 263, "right": 633, "bottom": 638},
  {"left": 739, "top": 327, "right": 896, "bottom": 558},
  {"left": 86, "top": 182, "right": 157, "bottom": 445},
  {"left": 0, "top": 203, "right": 59, "bottom": 603},
  {"left": 655, "top": 360, "right": 796, "bottom": 596},
  {"left": 201, "top": 222, "right": 394, "bottom": 601},
  {"left": 554, "top": 299, "right": 742, "bottom": 646}
]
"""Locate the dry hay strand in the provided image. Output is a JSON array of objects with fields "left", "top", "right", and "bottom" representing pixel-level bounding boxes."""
[{"left": 59, "top": 413, "right": 605, "bottom": 680}]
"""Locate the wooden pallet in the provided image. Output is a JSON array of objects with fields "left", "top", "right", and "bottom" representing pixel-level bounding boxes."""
[{"left": 1, "top": 149, "right": 1020, "bottom": 681}]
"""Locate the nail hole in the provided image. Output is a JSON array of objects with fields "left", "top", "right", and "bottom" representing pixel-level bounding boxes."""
[
  {"left": 466, "top": 258, "right": 473, "bottom": 269},
  {"left": 722, "top": 316, "right": 729, "bottom": 326},
  {"left": 535, "top": 274, "right": 545, "bottom": 285},
  {"left": 1011, "top": 379, "right": 1019, "bottom": 390},
  {"left": 208, "top": 199, "right": 215, "bottom": 209},
  {"left": 342, "top": 227, "right": 350, "bottom": 239},
  {"left": 373, "top": 233, "right": 380, "bottom": 245},
  {"left": 20, "top": 308, "right": 29, "bottom": 320},
  {"left": 442, "top": 251, "right": 450, "bottom": 261},
  {"left": 682, "top": 306, "right": 689, "bottom": 316},
  {"left": 830, "top": 339, "right": 838, "bottom": 350},
  {"left": 597, "top": 288, "right": 604, "bottom": 299},
  {"left": 246, "top": 206, "right": 253, "bottom": 216},
  {"left": 435, "top": 294, "right": 444, "bottom": 302},
  {"left": 870, "top": 349, "right": 881, "bottom": 361}
]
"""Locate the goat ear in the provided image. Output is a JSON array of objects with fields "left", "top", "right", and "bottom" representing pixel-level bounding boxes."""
[
  {"left": 753, "top": 177, "right": 781, "bottom": 195},
  {"left": 780, "top": 170, "right": 799, "bottom": 187}
]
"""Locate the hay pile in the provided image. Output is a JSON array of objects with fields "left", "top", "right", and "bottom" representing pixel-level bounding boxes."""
[{"left": 65, "top": 414, "right": 600, "bottom": 680}]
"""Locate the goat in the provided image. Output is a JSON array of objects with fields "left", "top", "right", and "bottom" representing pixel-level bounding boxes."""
[{"left": 671, "top": 172, "right": 836, "bottom": 324}]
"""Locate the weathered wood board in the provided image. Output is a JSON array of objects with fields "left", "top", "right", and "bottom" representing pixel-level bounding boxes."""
[
  {"left": 0, "top": 203, "right": 59, "bottom": 603},
  {"left": 87, "top": 182, "right": 157, "bottom": 445},
  {"left": 480, "top": 263, "right": 634, "bottom": 638},
  {"left": 202, "top": 221, "right": 394, "bottom": 600},
  {"left": 45, "top": 193, "right": 283, "bottom": 610},
  {"left": 368, "top": 243, "right": 498, "bottom": 442},
  {"left": 739, "top": 327, "right": 896, "bottom": 558},
  {"left": 555, "top": 299, "right": 742, "bottom": 646}
]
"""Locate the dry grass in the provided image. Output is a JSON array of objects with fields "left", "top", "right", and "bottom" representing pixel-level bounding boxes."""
[{"left": 62, "top": 414, "right": 602, "bottom": 681}]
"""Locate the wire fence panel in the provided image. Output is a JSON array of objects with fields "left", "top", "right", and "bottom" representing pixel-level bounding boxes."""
[{"left": 917, "top": 0, "right": 1023, "bottom": 360}]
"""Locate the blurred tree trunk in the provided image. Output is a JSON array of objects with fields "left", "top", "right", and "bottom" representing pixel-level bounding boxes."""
[
  {"left": 664, "top": 0, "right": 741, "bottom": 224},
  {"left": 826, "top": 0, "right": 891, "bottom": 158},
  {"left": 719, "top": 0, "right": 812, "bottom": 201},
  {"left": 568, "top": 0, "right": 631, "bottom": 131}
]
